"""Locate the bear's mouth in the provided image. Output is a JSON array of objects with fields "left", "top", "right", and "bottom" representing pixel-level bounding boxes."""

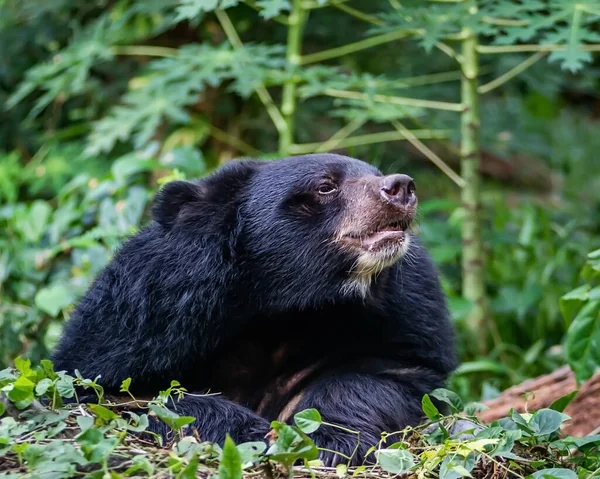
[{"left": 343, "top": 219, "right": 410, "bottom": 252}]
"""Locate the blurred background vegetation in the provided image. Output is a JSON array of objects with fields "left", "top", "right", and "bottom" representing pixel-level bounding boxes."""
[{"left": 0, "top": 0, "right": 599, "bottom": 403}]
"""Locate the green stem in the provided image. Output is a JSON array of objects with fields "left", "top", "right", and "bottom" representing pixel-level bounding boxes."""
[
  {"left": 315, "top": 116, "right": 366, "bottom": 153},
  {"left": 289, "top": 129, "right": 451, "bottom": 154},
  {"left": 300, "top": 30, "right": 414, "bottom": 65},
  {"left": 279, "top": 0, "right": 308, "bottom": 155},
  {"left": 478, "top": 51, "right": 547, "bottom": 94},
  {"left": 460, "top": 19, "right": 488, "bottom": 354},
  {"left": 215, "top": 9, "right": 288, "bottom": 139},
  {"left": 209, "top": 125, "right": 263, "bottom": 156},
  {"left": 390, "top": 120, "right": 465, "bottom": 188},
  {"left": 330, "top": 2, "right": 383, "bottom": 24},
  {"left": 324, "top": 88, "right": 464, "bottom": 112},
  {"left": 478, "top": 44, "right": 600, "bottom": 54},
  {"left": 110, "top": 45, "right": 179, "bottom": 57}
]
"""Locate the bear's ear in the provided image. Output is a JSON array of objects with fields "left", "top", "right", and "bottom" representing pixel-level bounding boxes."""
[
  {"left": 151, "top": 159, "right": 265, "bottom": 227},
  {"left": 151, "top": 180, "right": 204, "bottom": 228}
]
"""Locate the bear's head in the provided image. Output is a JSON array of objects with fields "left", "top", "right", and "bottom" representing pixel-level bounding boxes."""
[{"left": 151, "top": 154, "right": 418, "bottom": 309}]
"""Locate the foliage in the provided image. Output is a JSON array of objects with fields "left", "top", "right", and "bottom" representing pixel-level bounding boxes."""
[
  {"left": 2, "top": 359, "right": 600, "bottom": 478},
  {"left": 0, "top": 146, "right": 203, "bottom": 367},
  {"left": 1, "top": 0, "right": 600, "bottom": 409},
  {"left": 561, "top": 248, "right": 600, "bottom": 384}
]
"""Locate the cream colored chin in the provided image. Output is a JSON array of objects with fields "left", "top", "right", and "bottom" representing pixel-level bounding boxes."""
[{"left": 341, "top": 233, "right": 411, "bottom": 298}]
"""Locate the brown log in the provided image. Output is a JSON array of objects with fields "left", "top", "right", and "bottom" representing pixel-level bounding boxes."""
[{"left": 477, "top": 366, "right": 600, "bottom": 437}]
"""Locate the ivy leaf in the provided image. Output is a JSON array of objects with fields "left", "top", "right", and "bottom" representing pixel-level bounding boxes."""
[
  {"left": 528, "top": 409, "right": 569, "bottom": 436},
  {"left": 531, "top": 468, "right": 577, "bottom": 479},
  {"left": 236, "top": 442, "right": 266, "bottom": 466},
  {"left": 564, "top": 299, "right": 600, "bottom": 383},
  {"left": 375, "top": 448, "right": 415, "bottom": 474},
  {"left": 293, "top": 409, "right": 322, "bottom": 434}
]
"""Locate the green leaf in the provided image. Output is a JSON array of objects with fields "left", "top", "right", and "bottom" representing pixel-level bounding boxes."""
[
  {"left": 564, "top": 299, "right": 600, "bottom": 383},
  {"left": 530, "top": 468, "right": 577, "bottom": 479},
  {"left": 110, "top": 153, "right": 158, "bottom": 185},
  {"left": 34, "top": 284, "right": 76, "bottom": 317},
  {"left": 256, "top": 0, "right": 290, "bottom": 19},
  {"left": 219, "top": 435, "right": 243, "bottom": 479},
  {"left": 430, "top": 388, "right": 463, "bottom": 414},
  {"left": 265, "top": 423, "right": 319, "bottom": 467},
  {"left": 439, "top": 453, "right": 476, "bottom": 479},
  {"left": 35, "top": 378, "right": 53, "bottom": 396},
  {"left": 528, "top": 409, "right": 569, "bottom": 436},
  {"left": 236, "top": 442, "right": 266, "bottom": 466},
  {"left": 160, "top": 146, "right": 206, "bottom": 176},
  {"left": 7, "top": 375, "right": 35, "bottom": 406},
  {"left": 560, "top": 284, "right": 589, "bottom": 324},
  {"left": 375, "top": 448, "right": 415, "bottom": 474},
  {"left": 548, "top": 391, "right": 578, "bottom": 413},
  {"left": 124, "top": 455, "right": 155, "bottom": 476},
  {"left": 180, "top": 452, "right": 200, "bottom": 479},
  {"left": 88, "top": 403, "right": 120, "bottom": 424},
  {"left": 120, "top": 378, "right": 132, "bottom": 393},
  {"left": 149, "top": 404, "right": 195, "bottom": 431},
  {"left": 55, "top": 375, "right": 75, "bottom": 398},
  {"left": 421, "top": 394, "right": 441, "bottom": 421},
  {"left": 15, "top": 200, "right": 52, "bottom": 242},
  {"left": 294, "top": 409, "right": 322, "bottom": 434},
  {"left": 77, "top": 416, "right": 94, "bottom": 432}
]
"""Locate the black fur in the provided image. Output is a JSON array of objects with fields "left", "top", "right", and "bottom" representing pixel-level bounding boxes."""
[{"left": 52, "top": 154, "right": 457, "bottom": 466}]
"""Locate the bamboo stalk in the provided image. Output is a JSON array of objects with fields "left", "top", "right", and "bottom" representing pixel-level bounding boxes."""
[
  {"left": 279, "top": 0, "right": 308, "bottom": 155},
  {"left": 460, "top": 20, "right": 488, "bottom": 354}
]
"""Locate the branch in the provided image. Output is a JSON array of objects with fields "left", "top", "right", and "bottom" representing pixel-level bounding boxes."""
[
  {"left": 300, "top": 30, "right": 415, "bottom": 65},
  {"left": 478, "top": 44, "right": 600, "bottom": 54},
  {"left": 323, "top": 88, "right": 465, "bottom": 112},
  {"left": 478, "top": 51, "right": 547, "bottom": 94},
  {"left": 215, "top": 9, "right": 288, "bottom": 137},
  {"left": 315, "top": 116, "right": 367, "bottom": 153},
  {"left": 209, "top": 125, "right": 263, "bottom": 157},
  {"left": 390, "top": 120, "right": 465, "bottom": 188},
  {"left": 111, "top": 45, "right": 179, "bottom": 57},
  {"left": 288, "top": 129, "right": 451, "bottom": 154},
  {"left": 330, "top": 2, "right": 383, "bottom": 25}
]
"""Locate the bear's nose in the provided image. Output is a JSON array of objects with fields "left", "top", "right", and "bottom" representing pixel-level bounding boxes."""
[{"left": 380, "top": 174, "right": 416, "bottom": 206}]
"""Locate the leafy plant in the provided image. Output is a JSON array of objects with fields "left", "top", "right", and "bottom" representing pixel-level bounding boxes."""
[
  {"left": 561, "top": 248, "right": 600, "bottom": 384},
  {"left": 2, "top": 364, "right": 600, "bottom": 478},
  {"left": 0, "top": 147, "right": 203, "bottom": 368}
]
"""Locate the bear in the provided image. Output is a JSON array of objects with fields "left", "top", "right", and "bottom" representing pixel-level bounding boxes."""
[{"left": 51, "top": 153, "right": 458, "bottom": 466}]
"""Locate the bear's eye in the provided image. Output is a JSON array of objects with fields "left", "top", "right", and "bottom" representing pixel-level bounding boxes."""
[{"left": 317, "top": 183, "right": 337, "bottom": 195}]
